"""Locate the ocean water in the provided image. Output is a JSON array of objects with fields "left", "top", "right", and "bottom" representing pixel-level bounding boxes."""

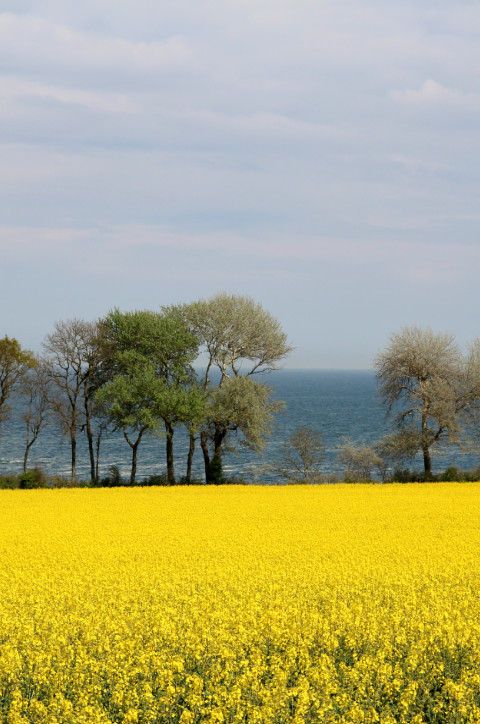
[{"left": 0, "top": 370, "right": 478, "bottom": 482}]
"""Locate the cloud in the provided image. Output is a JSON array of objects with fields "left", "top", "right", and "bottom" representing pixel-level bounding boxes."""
[
  {"left": 0, "top": 12, "right": 193, "bottom": 75},
  {"left": 383, "top": 153, "right": 451, "bottom": 172},
  {"left": 0, "top": 76, "right": 140, "bottom": 114},
  {"left": 390, "top": 79, "right": 480, "bottom": 111}
]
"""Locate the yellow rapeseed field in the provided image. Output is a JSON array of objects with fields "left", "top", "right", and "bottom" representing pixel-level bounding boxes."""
[{"left": 1, "top": 484, "right": 480, "bottom": 724}]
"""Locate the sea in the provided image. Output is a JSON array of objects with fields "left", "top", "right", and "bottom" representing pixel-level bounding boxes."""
[{"left": 1, "top": 369, "right": 479, "bottom": 483}]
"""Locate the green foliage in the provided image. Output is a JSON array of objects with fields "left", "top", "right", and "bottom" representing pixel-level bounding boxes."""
[
  {"left": 96, "top": 308, "right": 205, "bottom": 484},
  {"left": 18, "top": 467, "right": 47, "bottom": 489},
  {"left": 208, "top": 376, "right": 283, "bottom": 454},
  {"left": 101, "top": 464, "right": 124, "bottom": 487},
  {"left": 441, "top": 466, "right": 459, "bottom": 482},
  {"left": 180, "top": 293, "right": 291, "bottom": 483},
  {"left": 98, "top": 308, "right": 205, "bottom": 430},
  {"left": 0, "top": 336, "right": 36, "bottom": 424},
  {"left": 0, "top": 474, "right": 20, "bottom": 489},
  {"left": 139, "top": 473, "right": 169, "bottom": 486},
  {"left": 206, "top": 456, "right": 225, "bottom": 485}
]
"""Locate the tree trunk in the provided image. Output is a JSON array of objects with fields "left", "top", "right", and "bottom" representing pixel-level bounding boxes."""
[
  {"left": 71, "top": 430, "right": 76, "bottom": 484},
  {"left": 95, "top": 431, "right": 102, "bottom": 483},
  {"left": 421, "top": 412, "right": 432, "bottom": 479},
  {"left": 186, "top": 430, "right": 195, "bottom": 483},
  {"left": 165, "top": 420, "right": 175, "bottom": 485},
  {"left": 130, "top": 444, "right": 138, "bottom": 486},
  {"left": 23, "top": 426, "right": 30, "bottom": 473},
  {"left": 201, "top": 426, "right": 227, "bottom": 484},
  {"left": 84, "top": 394, "right": 96, "bottom": 482},
  {"left": 124, "top": 427, "right": 145, "bottom": 486},
  {"left": 213, "top": 425, "right": 226, "bottom": 459},
  {"left": 200, "top": 430, "right": 210, "bottom": 483},
  {"left": 422, "top": 445, "right": 432, "bottom": 479}
]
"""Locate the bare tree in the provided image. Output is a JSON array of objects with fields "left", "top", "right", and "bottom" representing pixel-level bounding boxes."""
[
  {"left": 275, "top": 426, "right": 324, "bottom": 483},
  {"left": 18, "top": 356, "right": 51, "bottom": 472},
  {"left": 374, "top": 326, "right": 468, "bottom": 478},
  {"left": 43, "top": 319, "right": 103, "bottom": 483},
  {"left": 338, "top": 438, "right": 386, "bottom": 481}
]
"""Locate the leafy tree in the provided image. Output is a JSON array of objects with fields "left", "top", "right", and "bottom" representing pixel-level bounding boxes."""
[
  {"left": 274, "top": 426, "right": 324, "bottom": 483},
  {"left": 374, "top": 326, "right": 469, "bottom": 478},
  {"left": 181, "top": 293, "right": 292, "bottom": 484},
  {"left": 201, "top": 375, "right": 283, "bottom": 483},
  {"left": 0, "top": 336, "right": 36, "bottom": 426},
  {"left": 97, "top": 309, "right": 204, "bottom": 485}
]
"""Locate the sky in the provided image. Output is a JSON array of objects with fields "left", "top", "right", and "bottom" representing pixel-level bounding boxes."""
[{"left": 1, "top": 0, "right": 479, "bottom": 368}]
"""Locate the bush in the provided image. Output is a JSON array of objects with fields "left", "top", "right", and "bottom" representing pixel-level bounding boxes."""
[
  {"left": 140, "top": 473, "right": 169, "bottom": 486},
  {"left": 206, "top": 457, "right": 225, "bottom": 485},
  {"left": 0, "top": 474, "right": 20, "bottom": 489},
  {"left": 440, "top": 466, "right": 459, "bottom": 482},
  {"left": 18, "top": 468, "right": 47, "bottom": 489},
  {"left": 177, "top": 475, "right": 204, "bottom": 485},
  {"left": 52, "top": 475, "right": 82, "bottom": 488},
  {"left": 100, "top": 465, "right": 124, "bottom": 487}
]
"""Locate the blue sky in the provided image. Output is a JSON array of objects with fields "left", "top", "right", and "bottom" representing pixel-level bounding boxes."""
[{"left": 1, "top": 0, "right": 479, "bottom": 368}]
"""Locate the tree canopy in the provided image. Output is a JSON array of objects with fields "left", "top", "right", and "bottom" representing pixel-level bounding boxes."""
[
  {"left": 96, "top": 309, "right": 205, "bottom": 484},
  {"left": 375, "top": 326, "right": 469, "bottom": 477},
  {"left": 0, "top": 336, "right": 36, "bottom": 426},
  {"left": 179, "top": 293, "right": 291, "bottom": 483}
]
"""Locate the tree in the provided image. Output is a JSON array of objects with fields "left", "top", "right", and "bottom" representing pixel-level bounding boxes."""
[
  {"left": 43, "top": 319, "right": 103, "bottom": 483},
  {"left": 274, "top": 426, "right": 324, "bottom": 483},
  {"left": 337, "top": 438, "right": 386, "bottom": 481},
  {"left": 95, "top": 366, "right": 161, "bottom": 486},
  {"left": 374, "top": 326, "right": 468, "bottom": 478},
  {"left": 96, "top": 309, "right": 205, "bottom": 485},
  {"left": 18, "top": 356, "right": 51, "bottom": 473},
  {"left": 202, "top": 375, "right": 283, "bottom": 483},
  {"left": 181, "top": 293, "right": 292, "bottom": 484},
  {"left": 0, "top": 336, "right": 36, "bottom": 426},
  {"left": 457, "top": 338, "right": 480, "bottom": 459}
]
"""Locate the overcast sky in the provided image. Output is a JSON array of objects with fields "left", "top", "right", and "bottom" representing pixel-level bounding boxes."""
[{"left": 1, "top": 0, "right": 479, "bottom": 368}]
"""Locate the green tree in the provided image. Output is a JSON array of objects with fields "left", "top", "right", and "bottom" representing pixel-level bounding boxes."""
[
  {"left": 181, "top": 293, "right": 292, "bottom": 483},
  {"left": 96, "top": 309, "right": 205, "bottom": 485},
  {"left": 0, "top": 336, "right": 36, "bottom": 426},
  {"left": 375, "top": 326, "right": 469, "bottom": 478}
]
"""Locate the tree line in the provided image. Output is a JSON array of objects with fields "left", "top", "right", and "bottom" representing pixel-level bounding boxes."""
[
  {"left": 0, "top": 294, "right": 291, "bottom": 485},
  {"left": 3, "top": 301, "right": 480, "bottom": 485}
]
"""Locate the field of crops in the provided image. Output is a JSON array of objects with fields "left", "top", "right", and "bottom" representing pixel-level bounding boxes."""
[{"left": 1, "top": 484, "right": 480, "bottom": 723}]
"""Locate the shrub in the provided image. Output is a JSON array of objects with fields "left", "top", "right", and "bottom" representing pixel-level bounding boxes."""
[
  {"left": 440, "top": 466, "right": 459, "bottom": 482},
  {"left": 140, "top": 473, "right": 169, "bottom": 486},
  {"left": 101, "top": 465, "right": 124, "bottom": 487},
  {"left": 206, "top": 457, "right": 225, "bottom": 485},
  {"left": 18, "top": 468, "right": 47, "bottom": 489},
  {"left": 0, "top": 474, "right": 20, "bottom": 489}
]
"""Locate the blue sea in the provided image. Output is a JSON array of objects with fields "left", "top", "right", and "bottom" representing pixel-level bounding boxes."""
[{"left": 1, "top": 370, "right": 478, "bottom": 482}]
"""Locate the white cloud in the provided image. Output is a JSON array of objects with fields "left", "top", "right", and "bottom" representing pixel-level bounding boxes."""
[
  {"left": 0, "top": 76, "right": 140, "bottom": 113},
  {"left": 390, "top": 79, "right": 480, "bottom": 110},
  {"left": 0, "top": 12, "right": 194, "bottom": 74}
]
